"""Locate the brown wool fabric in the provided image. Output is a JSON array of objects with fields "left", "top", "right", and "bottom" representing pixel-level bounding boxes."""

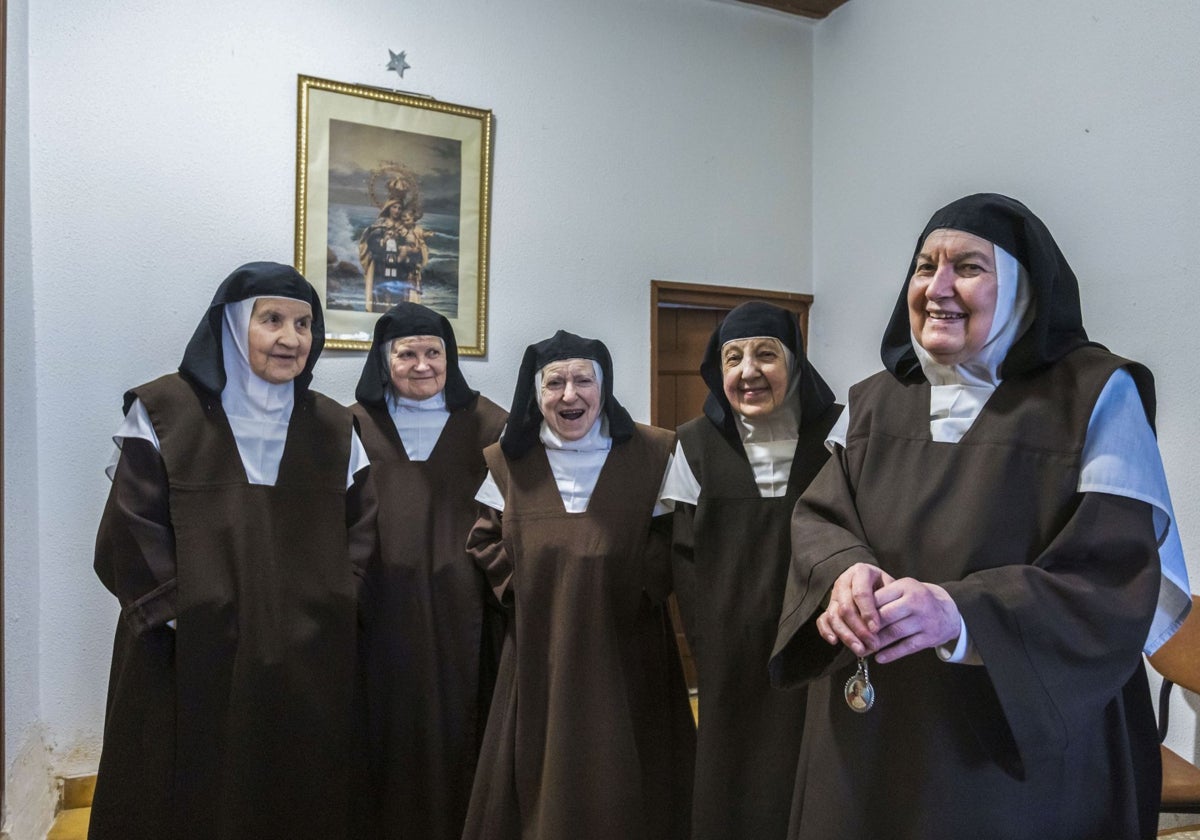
[
  {"left": 463, "top": 424, "right": 696, "bottom": 840},
  {"left": 770, "top": 346, "right": 1162, "bottom": 840},
  {"left": 91, "top": 373, "right": 370, "bottom": 840}
]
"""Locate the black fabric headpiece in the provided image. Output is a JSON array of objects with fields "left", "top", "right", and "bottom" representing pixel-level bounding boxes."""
[
  {"left": 699, "top": 301, "right": 836, "bottom": 440},
  {"left": 500, "top": 329, "right": 635, "bottom": 459},
  {"left": 354, "top": 302, "right": 476, "bottom": 410},
  {"left": 881, "top": 193, "right": 1090, "bottom": 383},
  {"left": 177, "top": 261, "right": 325, "bottom": 398}
]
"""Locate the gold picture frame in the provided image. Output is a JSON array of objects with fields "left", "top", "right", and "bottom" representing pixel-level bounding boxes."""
[{"left": 295, "top": 74, "right": 493, "bottom": 354}]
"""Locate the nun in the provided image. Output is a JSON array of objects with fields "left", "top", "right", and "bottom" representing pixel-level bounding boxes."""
[
  {"left": 660, "top": 301, "right": 841, "bottom": 840},
  {"left": 768, "top": 194, "right": 1190, "bottom": 840},
  {"left": 461, "top": 330, "right": 696, "bottom": 840},
  {"left": 350, "top": 302, "right": 507, "bottom": 840},
  {"left": 90, "top": 262, "right": 377, "bottom": 840}
]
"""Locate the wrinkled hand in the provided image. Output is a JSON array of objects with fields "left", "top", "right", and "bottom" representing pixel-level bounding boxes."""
[
  {"left": 816, "top": 563, "right": 895, "bottom": 657},
  {"left": 870, "top": 578, "right": 961, "bottom": 664}
]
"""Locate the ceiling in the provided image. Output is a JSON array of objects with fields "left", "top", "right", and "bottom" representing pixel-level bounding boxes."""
[{"left": 735, "top": 0, "right": 850, "bottom": 19}]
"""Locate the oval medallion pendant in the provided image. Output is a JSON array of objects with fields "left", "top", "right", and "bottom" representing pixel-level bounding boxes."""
[{"left": 844, "top": 657, "right": 875, "bottom": 713}]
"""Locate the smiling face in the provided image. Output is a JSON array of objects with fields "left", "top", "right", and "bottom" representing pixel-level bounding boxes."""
[
  {"left": 907, "top": 229, "right": 999, "bottom": 366},
  {"left": 246, "top": 297, "right": 313, "bottom": 384},
  {"left": 389, "top": 335, "right": 447, "bottom": 400},
  {"left": 720, "top": 336, "right": 789, "bottom": 418},
  {"left": 539, "top": 358, "right": 602, "bottom": 441}
]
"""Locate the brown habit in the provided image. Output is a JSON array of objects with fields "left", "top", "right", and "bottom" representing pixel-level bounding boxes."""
[
  {"left": 671, "top": 400, "right": 839, "bottom": 840},
  {"left": 462, "top": 424, "right": 696, "bottom": 840},
  {"left": 351, "top": 395, "right": 507, "bottom": 840},
  {"left": 769, "top": 347, "right": 1162, "bottom": 840},
  {"left": 90, "top": 373, "right": 374, "bottom": 840}
]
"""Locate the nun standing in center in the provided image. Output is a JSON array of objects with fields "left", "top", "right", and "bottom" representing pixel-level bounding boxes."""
[
  {"left": 350, "top": 302, "right": 507, "bottom": 840},
  {"left": 660, "top": 301, "right": 841, "bottom": 840},
  {"left": 461, "top": 330, "right": 696, "bottom": 840}
]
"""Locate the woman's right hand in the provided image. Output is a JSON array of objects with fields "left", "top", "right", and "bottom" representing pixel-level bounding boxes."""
[{"left": 815, "top": 562, "right": 895, "bottom": 656}]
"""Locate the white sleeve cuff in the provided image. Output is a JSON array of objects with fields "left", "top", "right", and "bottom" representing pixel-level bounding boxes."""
[
  {"left": 106, "top": 398, "right": 162, "bottom": 480},
  {"left": 474, "top": 471, "right": 506, "bottom": 513},
  {"left": 346, "top": 427, "right": 371, "bottom": 489},
  {"left": 658, "top": 441, "right": 701, "bottom": 506},
  {"left": 937, "top": 614, "right": 983, "bottom": 665}
]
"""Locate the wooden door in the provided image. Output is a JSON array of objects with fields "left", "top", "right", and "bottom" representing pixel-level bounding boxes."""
[{"left": 650, "top": 281, "right": 813, "bottom": 696}]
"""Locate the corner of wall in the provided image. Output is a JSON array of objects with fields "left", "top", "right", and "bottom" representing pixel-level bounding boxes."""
[{"left": 1, "top": 725, "right": 56, "bottom": 840}]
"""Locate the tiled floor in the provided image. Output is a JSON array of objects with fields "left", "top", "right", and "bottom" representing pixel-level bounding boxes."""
[
  {"left": 45, "top": 775, "right": 93, "bottom": 840},
  {"left": 40, "top": 768, "right": 1200, "bottom": 839},
  {"left": 46, "top": 807, "right": 90, "bottom": 840},
  {"left": 45, "top": 703, "right": 697, "bottom": 840}
]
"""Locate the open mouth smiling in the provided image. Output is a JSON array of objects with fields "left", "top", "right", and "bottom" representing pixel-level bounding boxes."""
[{"left": 559, "top": 408, "right": 586, "bottom": 421}]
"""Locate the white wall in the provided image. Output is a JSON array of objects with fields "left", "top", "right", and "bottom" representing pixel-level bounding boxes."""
[
  {"left": 4, "top": 0, "right": 57, "bottom": 833},
  {"left": 6, "top": 0, "right": 815, "bottom": 808},
  {"left": 810, "top": 0, "right": 1200, "bottom": 763}
]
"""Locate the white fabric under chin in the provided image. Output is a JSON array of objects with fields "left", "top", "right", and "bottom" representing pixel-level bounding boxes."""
[
  {"left": 219, "top": 297, "right": 295, "bottom": 486},
  {"left": 474, "top": 415, "right": 674, "bottom": 516},
  {"left": 659, "top": 436, "right": 798, "bottom": 504},
  {"left": 388, "top": 390, "right": 451, "bottom": 461},
  {"left": 733, "top": 409, "right": 800, "bottom": 499},
  {"left": 541, "top": 427, "right": 611, "bottom": 513},
  {"left": 474, "top": 416, "right": 611, "bottom": 514},
  {"left": 109, "top": 400, "right": 368, "bottom": 490}
]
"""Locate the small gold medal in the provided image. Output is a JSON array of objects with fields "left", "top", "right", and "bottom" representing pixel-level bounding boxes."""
[{"left": 844, "top": 657, "right": 875, "bottom": 713}]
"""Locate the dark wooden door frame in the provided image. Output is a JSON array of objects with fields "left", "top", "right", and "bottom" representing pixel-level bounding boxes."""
[{"left": 649, "top": 279, "right": 813, "bottom": 425}]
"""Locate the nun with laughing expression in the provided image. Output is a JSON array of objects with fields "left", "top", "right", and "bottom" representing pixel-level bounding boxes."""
[
  {"left": 90, "top": 262, "right": 377, "bottom": 840},
  {"left": 462, "top": 330, "right": 696, "bottom": 840}
]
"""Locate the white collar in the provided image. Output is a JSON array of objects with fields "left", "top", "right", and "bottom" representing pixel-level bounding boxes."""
[
  {"left": 539, "top": 414, "right": 612, "bottom": 452},
  {"left": 387, "top": 390, "right": 450, "bottom": 461},
  {"left": 390, "top": 390, "right": 448, "bottom": 412}
]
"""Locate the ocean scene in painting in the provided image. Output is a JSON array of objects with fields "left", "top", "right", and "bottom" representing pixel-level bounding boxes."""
[
  {"left": 326, "top": 204, "right": 460, "bottom": 316},
  {"left": 324, "top": 118, "right": 463, "bottom": 318}
]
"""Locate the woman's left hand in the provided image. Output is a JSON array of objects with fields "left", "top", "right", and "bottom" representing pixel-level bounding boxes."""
[{"left": 870, "top": 578, "right": 962, "bottom": 663}]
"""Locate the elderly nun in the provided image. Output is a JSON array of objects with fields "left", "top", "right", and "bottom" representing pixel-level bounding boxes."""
[
  {"left": 90, "top": 262, "right": 377, "bottom": 840},
  {"left": 350, "top": 302, "right": 507, "bottom": 840},
  {"left": 461, "top": 330, "right": 696, "bottom": 840},
  {"left": 768, "top": 194, "right": 1190, "bottom": 840},
  {"left": 660, "top": 301, "right": 841, "bottom": 840}
]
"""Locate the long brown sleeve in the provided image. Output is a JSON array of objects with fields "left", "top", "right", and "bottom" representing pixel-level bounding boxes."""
[
  {"left": 467, "top": 503, "right": 512, "bottom": 606},
  {"left": 94, "top": 438, "right": 178, "bottom": 635}
]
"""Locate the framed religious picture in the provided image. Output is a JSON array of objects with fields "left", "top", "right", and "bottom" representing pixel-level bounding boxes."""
[{"left": 295, "top": 74, "right": 493, "bottom": 354}]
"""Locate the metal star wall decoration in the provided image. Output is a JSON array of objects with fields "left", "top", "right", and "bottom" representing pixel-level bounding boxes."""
[{"left": 386, "top": 49, "right": 411, "bottom": 79}]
